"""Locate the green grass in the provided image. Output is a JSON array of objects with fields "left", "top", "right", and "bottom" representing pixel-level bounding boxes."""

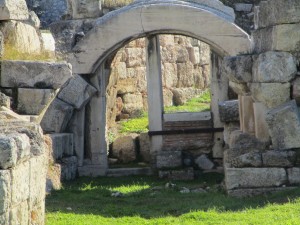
[
  {"left": 46, "top": 175, "right": 300, "bottom": 225},
  {"left": 120, "top": 114, "right": 149, "bottom": 134}
]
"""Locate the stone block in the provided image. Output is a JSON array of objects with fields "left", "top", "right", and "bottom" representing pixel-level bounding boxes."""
[
  {"left": 229, "top": 130, "right": 266, "bottom": 151},
  {"left": 47, "top": 133, "right": 74, "bottom": 159},
  {"left": 229, "top": 81, "right": 250, "bottom": 96},
  {"left": 125, "top": 48, "right": 145, "bottom": 68},
  {"left": 252, "top": 52, "right": 297, "bottom": 83},
  {"left": 172, "top": 88, "right": 202, "bottom": 106},
  {"left": 0, "top": 135, "right": 17, "bottom": 169},
  {"left": 250, "top": 83, "right": 290, "bottom": 109},
  {"left": 29, "top": 199, "right": 45, "bottom": 225},
  {"left": 69, "top": 0, "right": 101, "bottom": 19},
  {"left": 240, "top": 95, "right": 255, "bottom": 134},
  {"left": 158, "top": 168, "right": 194, "bottom": 180},
  {"left": 195, "top": 155, "right": 214, "bottom": 170},
  {"left": 232, "top": 152, "right": 262, "bottom": 168},
  {"left": 218, "top": 100, "right": 239, "bottom": 122},
  {"left": 0, "top": 92, "right": 10, "bottom": 108},
  {"left": 212, "top": 132, "right": 225, "bottom": 158},
  {"left": 0, "top": 0, "right": 29, "bottom": 20},
  {"left": 122, "top": 93, "right": 144, "bottom": 117},
  {"left": 287, "top": 168, "right": 300, "bottom": 184},
  {"left": 17, "top": 88, "right": 56, "bottom": 115},
  {"left": 40, "top": 99, "right": 74, "bottom": 133},
  {"left": 58, "top": 75, "right": 97, "bottom": 109},
  {"left": 0, "top": 212, "right": 9, "bottom": 225},
  {"left": 177, "top": 62, "right": 194, "bottom": 87},
  {"left": 262, "top": 150, "right": 296, "bottom": 167},
  {"left": 0, "top": 60, "right": 72, "bottom": 89},
  {"left": 255, "top": 0, "right": 300, "bottom": 29},
  {"left": 225, "top": 167, "right": 287, "bottom": 190},
  {"left": 253, "top": 24, "right": 300, "bottom": 53},
  {"left": 139, "top": 133, "right": 151, "bottom": 162},
  {"left": 11, "top": 162, "right": 30, "bottom": 205},
  {"left": 253, "top": 102, "right": 270, "bottom": 143},
  {"left": 0, "top": 21, "right": 41, "bottom": 54},
  {"left": 61, "top": 156, "right": 78, "bottom": 181},
  {"left": 112, "top": 135, "right": 137, "bottom": 163},
  {"left": 0, "top": 171, "right": 11, "bottom": 214},
  {"left": 29, "top": 155, "right": 47, "bottom": 207},
  {"left": 266, "top": 100, "right": 300, "bottom": 149},
  {"left": 7, "top": 133, "right": 30, "bottom": 162},
  {"left": 162, "top": 63, "right": 177, "bottom": 88},
  {"left": 156, "top": 151, "right": 182, "bottom": 169},
  {"left": 234, "top": 3, "right": 253, "bottom": 12},
  {"left": 228, "top": 187, "right": 296, "bottom": 198},
  {"left": 223, "top": 55, "right": 253, "bottom": 84},
  {"left": 223, "top": 122, "right": 239, "bottom": 145},
  {"left": 10, "top": 201, "right": 29, "bottom": 225}
]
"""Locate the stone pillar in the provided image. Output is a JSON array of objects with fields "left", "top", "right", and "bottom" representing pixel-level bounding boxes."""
[
  {"left": 211, "top": 53, "right": 228, "bottom": 158},
  {"left": 80, "top": 64, "right": 108, "bottom": 176},
  {"left": 146, "top": 35, "right": 164, "bottom": 166},
  {"left": 253, "top": 102, "right": 270, "bottom": 142}
]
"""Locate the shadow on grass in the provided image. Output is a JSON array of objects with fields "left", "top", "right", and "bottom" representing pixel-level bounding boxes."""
[{"left": 46, "top": 174, "right": 300, "bottom": 219}]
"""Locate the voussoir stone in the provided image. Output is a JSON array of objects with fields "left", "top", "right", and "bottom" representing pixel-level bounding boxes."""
[
  {"left": 225, "top": 167, "right": 287, "bottom": 190},
  {"left": 0, "top": 0, "right": 29, "bottom": 20},
  {"left": 252, "top": 52, "right": 297, "bottom": 83},
  {"left": 58, "top": 75, "right": 97, "bottom": 109},
  {"left": 266, "top": 100, "right": 300, "bottom": 150},
  {"left": 218, "top": 100, "right": 239, "bottom": 122},
  {"left": 0, "top": 61, "right": 72, "bottom": 89},
  {"left": 223, "top": 55, "right": 253, "bottom": 84},
  {"left": 0, "top": 135, "right": 17, "bottom": 169},
  {"left": 40, "top": 99, "right": 74, "bottom": 133},
  {"left": 262, "top": 150, "right": 296, "bottom": 167},
  {"left": 249, "top": 83, "right": 290, "bottom": 109},
  {"left": 255, "top": 0, "right": 300, "bottom": 29}
]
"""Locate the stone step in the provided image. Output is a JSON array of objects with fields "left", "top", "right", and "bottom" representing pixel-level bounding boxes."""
[{"left": 106, "top": 167, "right": 153, "bottom": 177}]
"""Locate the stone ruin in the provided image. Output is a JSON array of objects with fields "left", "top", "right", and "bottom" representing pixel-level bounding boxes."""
[{"left": 0, "top": 0, "right": 300, "bottom": 223}]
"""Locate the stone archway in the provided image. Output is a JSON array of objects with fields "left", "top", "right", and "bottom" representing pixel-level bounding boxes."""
[{"left": 42, "top": 0, "right": 252, "bottom": 176}]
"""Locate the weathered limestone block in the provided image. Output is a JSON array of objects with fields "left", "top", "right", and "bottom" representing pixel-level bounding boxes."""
[
  {"left": 58, "top": 75, "right": 97, "bottom": 109},
  {"left": 228, "top": 187, "right": 296, "bottom": 198},
  {"left": 68, "top": 0, "right": 101, "bottom": 19},
  {"left": 225, "top": 168, "right": 287, "bottom": 190},
  {"left": 223, "top": 55, "right": 253, "bottom": 84},
  {"left": 156, "top": 151, "right": 182, "bottom": 169},
  {"left": 253, "top": 24, "right": 300, "bottom": 53},
  {"left": 266, "top": 100, "right": 300, "bottom": 149},
  {"left": 29, "top": 154, "right": 47, "bottom": 208},
  {"left": 29, "top": 199, "right": 45, "bottom": 225},
  {"left": 287, "top": 168, "right": 300, "bottom": 184},
  {"left": 175, "top": 46, "right": 189, "bottom": 63},
  {"left": 40, "top": 99, "right": 74, "bottom": 133},
  {"left": 292, "top": 77, "right": 300, "bottom": 105},
  {"left": 223, "top": 122, "right": 239, "bottom": 145},
  {"left": 61, "top": 156, "right": 78, "bottom": 181},
  {"left": 158, "top": 168, "right": 194, "bottom": 180},
  {"left": 139, "top": 132, "right": 150, "bottom": 162},
  {"left": 0, "top": 171, "right": 11, "bottom": 214},
  {"left": 218, "top": 100, "right": 239, "bottom": 122},
  {"left": 252, "top": 52, "right": 297, "bottom": 83},
  {"left": 195, "top": 154, "right": 214, "bottom": 170},
  {"left": 0, "top": 135, "right": 17, "bottom": 169},
  {"left": 0, "top": 60, "right": 72, "bottom": 89},
  {"left": 0, "top": 31, "right": 3, "bottom": 57},
  {"left": 262, "top": 150, "right": 296, "bottom": 167},
  {"left": 17, "top": 88, "right": 56, "bottom": 115},
  {"left": 41, "top": 32, "right": 55, "bottom": 53},
  {"left": 122, "top": 93, "right": 144, "bottom": 117},
  {"left": 11, "top": 162, "right": 30, "bottom": 205},
  {"left": 7, "top": 133, "right": 30, "bottom": 162},
  {"left": 0, "top": 0, "right": 29, "bottom": 20},
  {"left": 0, "top": 21, "right": 41, "bottom": 54},
  {"left": 28, "top": 11, "right": 40, "bottom": 29},
  {"left": 232, "top": 152, "right": 262, "bottom": 168},
  {"left": 229, "top": 130, "right": 266, "bottom": 151},
  {"left": 163, "top": 88, "right": 173, "bottom": 107},
  {"left": 249, "top": 83, "right": 290, "bottom": 109},
  {"left": 10, "top": 201, "right": 29, "bottom": 225},
  {"left": 234, "top": 3, "right": 252, "bottom": 12},
  {"left": 125, "top": 48, "right": 145, "bottom": 68},
  {"left": 255, "top": 0, "right": 300, "bottom": 29},
  {"left": 177, "top": 62, "right": 194, "bottom": 87},
  {"left": 112, "top": 135, "right": 137, "bottom": 163},
  {"left": 47, "top": 133, "right": 74, "bottom": 159},
  {"left": 253, "top": 102, "right": 270, "bottom": 143}
]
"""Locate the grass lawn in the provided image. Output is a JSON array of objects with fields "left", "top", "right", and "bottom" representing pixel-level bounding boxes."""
[{"left": 46, "top": 175, "right": 300, "bottom": 225}]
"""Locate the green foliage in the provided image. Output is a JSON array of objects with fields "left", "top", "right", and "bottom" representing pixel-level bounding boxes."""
[
  {"left": 46, "top": 176, "right": 300, "bottom": 225},
  {"left": 120, "top": 115, "right": 149, "bottom": 134}
]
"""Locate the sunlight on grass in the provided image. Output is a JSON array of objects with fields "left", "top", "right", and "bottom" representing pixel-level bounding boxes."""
[
  {"left": 120, "top": 115, "right": 148, "bottom": 134},
  {"left": 110, "top": 183, "right": 151, "bottom": 194}
]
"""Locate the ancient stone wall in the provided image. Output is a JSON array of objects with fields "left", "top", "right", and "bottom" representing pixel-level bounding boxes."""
[{"left": 222, "top": 0, "right": 300, "bottom": 197}]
